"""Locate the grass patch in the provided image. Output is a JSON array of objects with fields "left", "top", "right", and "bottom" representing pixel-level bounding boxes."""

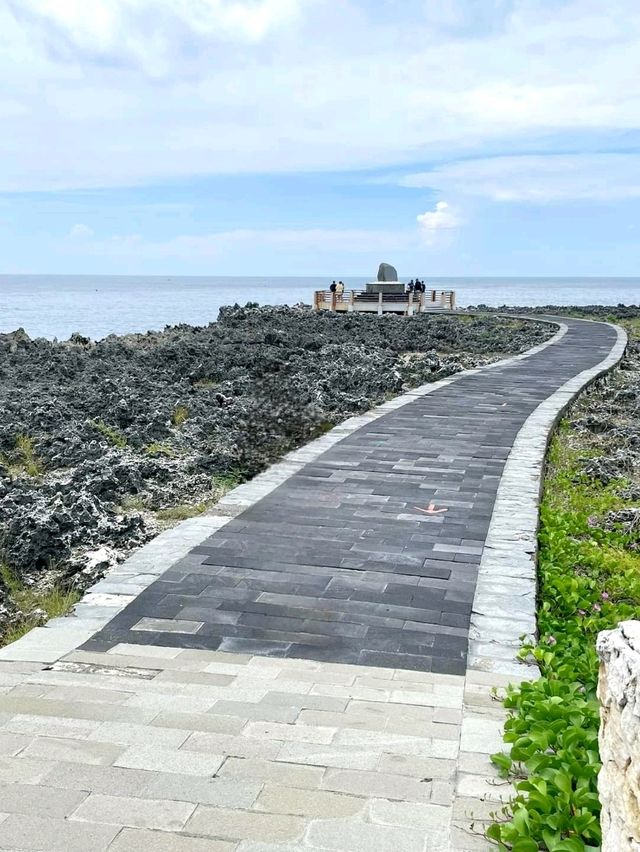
[
  {"left": 0, "top": 434, "right": 44, "bottom": 478},
  {"left": 171, "top": 405, "right": 189, "bottom": 428},
  {"left": 90, "top": 419, "right": 127, "bottom": 448},
  {"left": 488, "top": 432, "right": 640, "bottom": 850},
  {"left": 193, "top": 378, "right": 219, "bottom": 389},
  {"left": 212, "top": 470, "right": 242, "bottom": 494},
  {"left": 119, "top": 495, "right": 148, "bottom": 512},
  {"left": 0, "top": 564, "right": 81, "bottom": 647},
  {"left": 155, "top": 503, "right": 207, "bottom": 522},
  {"left": 143, "top": 441, "right": 175, "bottom": 457}
]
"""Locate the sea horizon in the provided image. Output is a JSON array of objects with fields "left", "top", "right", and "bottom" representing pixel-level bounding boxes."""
[{"left": 1, "top": 274, "right": 639, "bottom": 341}]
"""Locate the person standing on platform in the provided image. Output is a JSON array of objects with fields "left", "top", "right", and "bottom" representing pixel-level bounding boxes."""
[{"left": 336, "top": 281, "right": 345, "bottom": 301}]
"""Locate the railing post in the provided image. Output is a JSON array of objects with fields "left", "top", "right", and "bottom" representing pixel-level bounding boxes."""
[
  {"left": 348, "top": 290, "right": 354, "bottom": 312},
  {"left": 378, "top": 292, "right": 383, "bottom": 316},
  {"left": 331, "top": 293, "right": 336, "bottom": 311},
  {"left": 408, "top": 291, "right": 413, "bottom": 316}
]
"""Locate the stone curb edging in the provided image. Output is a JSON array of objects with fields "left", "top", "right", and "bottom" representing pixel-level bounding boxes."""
[
  {"left": 0, "top": 317, "right": 566, "bottom": 664},
  {"left": 467, "top": 319, "right": 628, "bottom": 678}
]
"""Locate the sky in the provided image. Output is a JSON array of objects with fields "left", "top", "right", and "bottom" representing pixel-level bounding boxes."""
[{"left": 1, "top": 0, "right": 639, "bottom": 276}]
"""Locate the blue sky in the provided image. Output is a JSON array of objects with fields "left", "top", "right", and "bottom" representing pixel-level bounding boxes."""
[{"left": 1, "top": 0, "right": 639, "bottom": 276}]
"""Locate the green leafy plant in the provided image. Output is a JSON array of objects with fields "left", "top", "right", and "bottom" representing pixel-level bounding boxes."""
[{"left": 488, "top": 434, "right": 640, "bottom": 850}]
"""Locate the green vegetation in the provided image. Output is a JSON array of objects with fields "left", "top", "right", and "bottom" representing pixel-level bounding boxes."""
[
  {"left": 193, "top": 378, "right": 219, "bottom": 388},
  {"left": 0, "top": 564, "right": 80, "bottom": 647},
  {"left": 90, "top": 419, "right": 127, "bottom": 448},
  {"left": 0, "top": 434, "right": 44, "bottom": 478},
  {"left": 488, "top": 431, "right": 640, "bottom": 849},
  {"left": 212, "top": 470, "right": 242, "bottom": 494},
  {"left": 155, "top": 503, "right": 207, "bottom": 522},
  {"left": 143, "top": 441, "right": 175, "bottom": 457},
  {"left": 171, "top": 405, "right": 189, "bottom": 428},
  {"left": 119, "top": 495, "right": 147, "bottom": 512}
]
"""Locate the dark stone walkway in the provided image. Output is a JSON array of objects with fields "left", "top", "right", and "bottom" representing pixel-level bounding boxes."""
[{"left": 84, "top": 318, "right": 619, "bottom": 674}]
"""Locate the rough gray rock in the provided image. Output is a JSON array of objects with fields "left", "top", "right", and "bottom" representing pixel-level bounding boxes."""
[{"left": 377, "top": 262, "right": 399, "bottom": 282}]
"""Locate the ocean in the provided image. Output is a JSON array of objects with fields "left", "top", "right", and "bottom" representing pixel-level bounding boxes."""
[{"left": 1, "top": 275, "right": 639, "bottom": 341}]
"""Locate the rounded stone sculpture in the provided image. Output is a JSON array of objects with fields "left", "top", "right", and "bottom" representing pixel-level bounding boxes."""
[{"left": 377, "top": 262, "right": 399, "bottom": 282}]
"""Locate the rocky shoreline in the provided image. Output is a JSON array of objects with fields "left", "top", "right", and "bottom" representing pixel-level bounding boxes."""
[{"left": 0, "top": 306, "right": 552, "bottom": 639}]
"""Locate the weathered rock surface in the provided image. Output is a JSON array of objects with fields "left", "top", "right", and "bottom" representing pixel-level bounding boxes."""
[
  {"left": 377, "top": 262, "right": 399, "bottom": 282},
  {"left": 597, "top": 621, "right": 640, "bottom": 851},
  {"left": 0, "top": 306, "right": 551, "bottom": 638}
]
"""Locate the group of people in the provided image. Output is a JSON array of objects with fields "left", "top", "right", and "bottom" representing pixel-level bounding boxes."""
[
  {"left": 407, "top": 279, "right": 426, "bottom": 293},
  {"left": 329, "top": 280, "right": 345, "bottom": 295}
]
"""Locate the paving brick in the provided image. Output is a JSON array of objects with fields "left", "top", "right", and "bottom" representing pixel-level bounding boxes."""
[
  {"left": 186, "top": 805, "right": 307, "bottom": 842},
  {"left": 42, "top": 761, "right": 262, "bottom": 807},
  {"left": 298, "top": 709, "right": 386, "bottom": 731},
  {"left": 182, "top": 731, "right": 282, "bottom": 760},
  {"left": 277, "top": 741, "right": 379, "bottom": 770},
  {"left": 71, "top": 792, "right": 195, "bottom": 831},
  {"left": 210, "top": 700, "right": 299, "bottom": 724},
  {"left": 114, "top": 744, "right": 226, "bottom": 776},
  {"left": 459, "top": 715, "right": 504, "bottom": 755},
  {"left": 88, "top": 720, "right": 190, "bottom": 748},
  {"left": 0, "top": 730, "right": 31, "bottom": 756},
  {"left": 321, "top": 768, "right": 431, "bottom": 803},
  {"left": 305, "top": 818, "right": 427, "bottom": 852},
  {"left": 260, "top": 691, "right": 347, "bottom": 712},
  {"left": 0, "top": 755, "right": 53, "bottom": 783},
  {"left": 0, "top": 695, "right": 156, "bottom": 724},
  {"left": 0, "top": 813, "right": 120, "bottom": 851},
  {"left": 0, "top": 783, "right": 88, "bottom": 818},
  {"left": 151, "top": 710, "right": 246, "bottom": 736},
  {"left": 109, "top": 828, "right": 235, "bottom": 851},
  {"left": 254, "top": 785, "right": 366, "bottom": 818},
  {"left": 378, "top": 753, "right": 456, "bottom": 779},
  {"left": 242, "top": 720, "right": 335, "bottom": 744},
  {"left": 6, "top": 714, "right": 102, "bottom": 740},
  {"left": 218, "top": 756, "right": 324, "bottom": 788},
  {"left": 21, "top": 736, "right": 124, "bottom": 766},
  {"left": 368, "top": 798, "right": 451, "bottom": 835}
]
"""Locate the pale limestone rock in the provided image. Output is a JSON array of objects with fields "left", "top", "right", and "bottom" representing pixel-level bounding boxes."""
[{"left": 597, "top": 621, "right": 640, "bottom": 851}]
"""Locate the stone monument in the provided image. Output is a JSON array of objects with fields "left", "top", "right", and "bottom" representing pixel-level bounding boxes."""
[
  {"left": 377, "top": 262, "right": 398, "bottom": 282},
  {"left": 366, "top": 262, "right": 404, "bottom": 295}
]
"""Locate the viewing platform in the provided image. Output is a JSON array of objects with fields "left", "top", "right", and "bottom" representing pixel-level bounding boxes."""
[{"left": 313, "top": 287, "right": 456, "bottom": 315}]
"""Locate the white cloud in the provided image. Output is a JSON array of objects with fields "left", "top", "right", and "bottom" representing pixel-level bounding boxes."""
[
  {"left": 2, "top": 0, "right": 640, "bottom": 190},
  {"left": 68, "top": 223, "right": 94, "bottom": 239},
  {"left": 402, "top": 154, "right": 640, "bottom": 202},
  {"left": 416, "top": 202, "right": 461, "bottom": 244}
]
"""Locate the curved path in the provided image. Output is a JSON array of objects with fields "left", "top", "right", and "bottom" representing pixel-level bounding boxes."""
[
  {"left": 82, "top": 317, "right": 620, "bottom": 676},
  {"left": 0, "top": 316, "right": 626, "bottom": 852}
]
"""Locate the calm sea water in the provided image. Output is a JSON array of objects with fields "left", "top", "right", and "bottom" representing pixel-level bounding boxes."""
[{"left": 1, "top": 275, "right": 639, "bottom": 341}]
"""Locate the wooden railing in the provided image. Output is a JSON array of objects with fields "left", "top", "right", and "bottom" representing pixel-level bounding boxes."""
[{"left": 313, "top": 289, "right": 456, "bottom": 314}]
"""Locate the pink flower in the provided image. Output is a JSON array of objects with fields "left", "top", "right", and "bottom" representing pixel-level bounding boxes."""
[
  {"left": 578, "top": 609, "right": 586, "bottom": 616},
  {"left": 547, "top": 636, "right": 557, "bottom": 646},
  {"left": 593, "top": 603, "right": 602, "bottom": 612},
  {"left": 602, "top": 592, "right": 610, "bottom": 601}
]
